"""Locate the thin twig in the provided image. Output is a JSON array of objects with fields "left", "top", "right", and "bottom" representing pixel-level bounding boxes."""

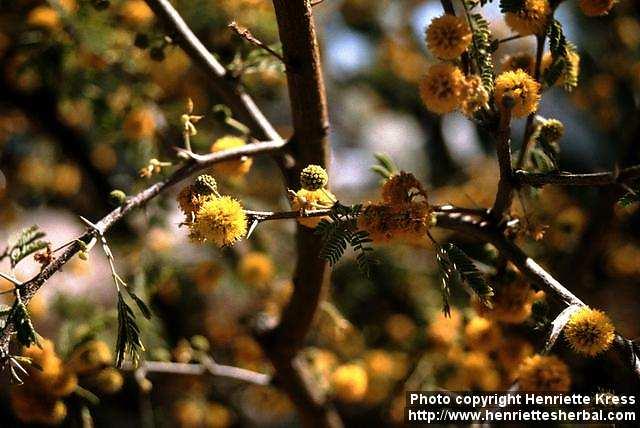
[
  {"left": 127, "top": 358, "right": 271, "bottom": 386},
  {"left": 515, "top": 34, "right": 546, "bottom": 170},
  {"left": 0, "top": 139, "right": 287, "bottom": 356},
  {"left": 515, "top": 165, "right": 640, "bottom": 187},
  {"left": 432, "top": 210, "right": 640, "bottom": 378},
  {"left": 228, "top": 21, "right": 285, "bottom": 63}
]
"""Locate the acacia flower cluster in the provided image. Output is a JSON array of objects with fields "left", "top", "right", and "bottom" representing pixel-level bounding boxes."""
[
  {"left": 210, "top": 136, "right": 253, "bottom": 178},
  {"left": 494, "top": 69, "right": 541, "bottom": 117},
  {"left": 426, "top": 15, "right": 472, "bottom": 60},
  {"left": 564, "top": 306, "right": 615, "bottom": 356},
  {"left": 358, "top": 171, "right": 431, "bottom": 243},
  {"left": 290, "top": 165, "right": 336, "bottom": 228},
  {"left": 178, "top": 174, "right": 247, "bottom": 246},
  {"left": 504, "top": 0, "right": 551, "bottom": 36},
  {"left": 516, "top": 354, "right": 571, "bottom": 392}
]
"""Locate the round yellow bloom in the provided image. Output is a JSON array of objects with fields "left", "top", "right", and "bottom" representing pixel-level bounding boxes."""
[
  {"left": 173, "top": 398, "right": 205, "bottom": 427},
  {"left": 189, "top": 196, "right": 247, "bottom": 246},
  {"left": 300, "top": 164, "right": 329, "bottom": 191},
  {"left": 497, "top": 338, "right": 534, "bottom": 373},
  {"left": 238, "top": 252, "right": 275, "bottom": 287},
  {"left": 460, "top": 352, "right": 501, "bottom": 391},
  {"left": 67, "top": 340, "right": 113, "bottom": 375},
  {"left": 53, "top": 163, "right": 82, "bottom": 197},
  {"left": 210, "top": 136, "right": 253, "bottom": 178},
  {"left": 205, "top": 402, "right": 233, "bottom": 428},
  {"left": 564, "top": 307, "right": 615, "bottom": 356},
  {"left": 123, "top": 107, "right": 156, "bottom": 140},
  {"left": 516, "top": 354, "right": 571, "bottom": 391},
  {"left": 21, "top": 339, "right": 78, "bottom": 397},
  {"left": 120, "top": 0, "right": 154, "bottom": 26},
  {"left": 426, "top": 308, "right": 462, "bottom": 347},
  {"left": 385, "top": 313, "right": 417, "bottom": 343},
  {"left": 419, "top": 63, "right": 465, "bottom": 114},
  {"left": 92, "top": 368, "right": 124, "bottom": 394},
  {"left": 331, "top": 363, "right": 369, "bottom": 402},
  {"left": 290, "top": 188, "right": 336, "bottom": 228},
  {"left": 474, "top": 280, "right": 534, "bottom": 323},
  {"left": 494, "top": 69, "right": 541, "bottom": 117},
  {"left": 27, "top": 6, "right": 60, "bottom": 30},
  {"left": 364, "top": 349, "right": 407, "bottom": 381},
  {"left": 11, "top": 391, "right": 67, "bottom": 425},
  {"left": 505, "top": 0, "right": 551, "bottom": 36},
  {"left": 426, "top": 15, "right": 472, "bottom": 60},
  {"left": 464, "top": 316, "right": 502, "bottom": 352},
  {"left": 381, "top": 171, "right": 428, "bottom": 205},
  {"left": 579, "top": 0, "right": 616, "bottom": 17}
]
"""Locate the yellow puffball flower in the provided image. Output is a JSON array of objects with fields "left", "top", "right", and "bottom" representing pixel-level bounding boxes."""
[
  {"left": 497, "top": 338, "right": 534, "bottom": 373},
  {"left": 67, "top": 340, "right": 113, "bottom": 375},
  {"left": 300, "top": 164, "right": 329, "bottom": 191},
  {"left": 579, "top": 0, "right": 616, "bottom": 17},
  {"left": 425, "top": 15, "right": 472, "bottom": 60},
  {"left": 27, "top": 6, "right": 61, "bottom": 30},
  {"left": 189, "top": 196, "right": 247, "bottom": 246},
  {"left": 494, "top": 69, "right": 541, "bottom": 117},
  {"left": 290, "top": 188, "right": 336, "bottom": 228},
  {"left": 464, "top": 316, "right": 502, "bottom": 352},
  {"left": 205, "top": 402, "right": 233, "bottom": 428},
  {"left": 564, "top": 307, "right": 615, "bottom": 356},
  {"left": 123, "top": 107, "right": 156, "bottom": 140},
  {"left": 238, "top": 252, "right": 275, "bottom": 287},
  {"left": 516, "top": 354, "right": 571, "bottom": 391},
  {"left": 210, "top": 136, "right": 253, "bottom": 178},
  {"left": 11, "top": 391, "right": 68, "bottom": 425},
  {"left": 504, "top": 0, "right": 551, "bottom": 36},
  {"left": 331, "top": 363, "right": 369, "bottom": 402},
  {"left": 460, "top": 352, "right": 501, "bottom": 391},
  {"left": 92, "top": 368, "right": 124, "bottom": 394},
  {"left": 419, "top": 63, "right": 465, "bottom": 114},
  {"left": 474, "top": 280, "right": 535, "bottom": 324},
  {"left": 120, "top": 0, "right": 154, "bottom": 26},
  {"left": 21, "top": 339, "right": 78, "bottom": 397},
  {"left": 426, "top": 308, "right": 462, "bottom": 347}
]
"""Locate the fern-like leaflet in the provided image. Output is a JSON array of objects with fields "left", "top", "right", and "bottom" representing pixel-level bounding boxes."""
[
  {"left": 315, "top": 203, "right": 375, "bottom": 277},
  {"left": 115, "top": 291, "right": 147, "bottom": 368},
  {"left": 1, "top": 226, "right": 50, "bottom": 268},
  {"left": 436, "top": 243, "right": 493, "bottom": 316},
  {"left": 466, "top": 12, "right": 495, "bottom": 92}
]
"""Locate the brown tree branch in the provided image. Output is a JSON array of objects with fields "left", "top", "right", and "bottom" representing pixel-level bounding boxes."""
[
  {"left": 127, "top": 357, "right": 271, "bottom": 386},
  {"left": 515, "top": 165, "right": 640, "bottom": 187},
  {"left": 256, "top": 2, "right": 342, "bottom": 427},
  {"left": 491, "top": 107, "right": 514, "bottom": 221},
  {"left": 433, "top": 210, "right": 640, "bottom": 378},
  {"left": 0, "top": 139, "right": 286, "bottom": 357},
  {"left": 143, "top": 0, "right": 282, "bottom": 144}
]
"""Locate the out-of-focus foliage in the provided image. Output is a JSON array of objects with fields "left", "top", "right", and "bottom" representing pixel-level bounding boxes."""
[{"left": 1, "top": 0, "right": 640, "bottom": 426}]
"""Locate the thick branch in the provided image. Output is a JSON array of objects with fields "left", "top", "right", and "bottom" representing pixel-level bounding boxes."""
[
  {"left": 491, "top": 108, "right": 514, "bottom": 220},
  {"left": 260, "top": 2, "right": 340, "bottom": 427},
  {"left": 0, "top": 139, "right": 286, "bottom": 356},
  {"left": 515, "top": 165, "right": 640, "bottom": 187},
  {"left": 433, "top": 210, "right": 640, "bottom": 378}
]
